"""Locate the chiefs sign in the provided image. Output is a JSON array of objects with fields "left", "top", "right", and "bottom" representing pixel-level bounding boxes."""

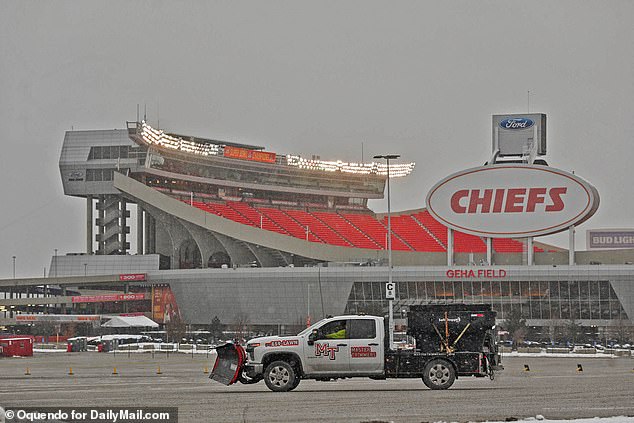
[{"left": 426, "top": 165, "right": 599, "bottom": 238}]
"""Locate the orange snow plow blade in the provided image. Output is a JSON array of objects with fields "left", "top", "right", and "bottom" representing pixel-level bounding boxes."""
[{"left": 209, "top": 343, "right": 246, "bottom": 385}]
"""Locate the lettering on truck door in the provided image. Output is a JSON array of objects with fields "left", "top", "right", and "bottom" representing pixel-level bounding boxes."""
[
  {"left": 304, "top": 319, "right": 349, "bottom": 374},
  {"left": 347, "top": 318, "right": 383, "bottom": 374}
]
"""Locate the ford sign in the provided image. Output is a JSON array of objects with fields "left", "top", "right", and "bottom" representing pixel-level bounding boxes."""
[
  {"left": 426, "top": 165, "right": 599, "bottom": 238},
  {"left": 499, "top": 118, "right": 534, "bottom": 130}
]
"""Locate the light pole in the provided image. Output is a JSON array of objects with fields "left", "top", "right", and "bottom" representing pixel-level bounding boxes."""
[
  {"left": 54, "top": 249, "right": 58, "bottom": 278},
  {"left": 10, "top": 256, "right": 16, "bottom": 318},
  {"left": 374, "top": 154, "right": 400, "bottom": 350}
]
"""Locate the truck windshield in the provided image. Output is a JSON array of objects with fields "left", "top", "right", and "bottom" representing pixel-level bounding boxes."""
[{"left": 296, "top": 318, "right": 328, "bottom": 336}]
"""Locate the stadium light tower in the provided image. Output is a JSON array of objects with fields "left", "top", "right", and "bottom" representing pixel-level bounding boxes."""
[{"left": 374, "top": 154, "right": 400, "bottom": 350}]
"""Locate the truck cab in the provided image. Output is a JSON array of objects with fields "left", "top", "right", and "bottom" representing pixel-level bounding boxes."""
[{"left": 242, "top": 315, "right": 384, "bottom": 391}]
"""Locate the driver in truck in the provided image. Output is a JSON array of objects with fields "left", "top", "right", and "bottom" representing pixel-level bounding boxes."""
[{"left": 323, "top": 320, "right": 347, "bottom": 339}]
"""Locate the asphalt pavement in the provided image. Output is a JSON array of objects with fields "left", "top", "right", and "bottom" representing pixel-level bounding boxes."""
[{"left": 1, "top": 352, "right": 633, "bottom": 423}]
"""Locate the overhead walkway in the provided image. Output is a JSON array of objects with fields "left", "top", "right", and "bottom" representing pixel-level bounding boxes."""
[
  {"left": 0, "top": 274, "right": 136, "bottom": 289},
  {"left": 0, "top": 292, "right": 150, "bottom": 307}
]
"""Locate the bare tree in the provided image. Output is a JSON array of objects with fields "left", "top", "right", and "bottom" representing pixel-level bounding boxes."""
[
  {"left": 232, "top": 313, "right": 250, "bottom": 342},
  {"left": 208, "top": 315, "right": 224, "bottom": 341},
  {"left": 564, "top": 317, "right": 582, "bottom": 346},
  {"left": 166, "top": 317, "right": 187, "bottom": 344},
  {"left": 502, "top": 307, "right": 528, "bottom": 349}
]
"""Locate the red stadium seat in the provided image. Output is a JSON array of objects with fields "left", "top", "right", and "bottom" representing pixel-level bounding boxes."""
[
  {"left": 383, "top": 215, "right": 444, "bottom": 252},
  {"left": 285, "top": 210, "right": 352, "bottom": 247},
  {"left": 312, "top": 211, "right": 382, "bottom": 249},
  {"left": 182, "top": 196, "right": 544, "bottom": 253}
]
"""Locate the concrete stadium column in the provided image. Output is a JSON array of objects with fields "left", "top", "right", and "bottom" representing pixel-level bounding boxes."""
[
  {"left": 120, "top": 198, "right": 128, "bottom": 254},
  {"left": 527, "top": 237, "right": 533, "bottom": 266},
  {"left": 150, "top": 214, "right": 156, "bottom": 253},
  {"left": 447, "top": 228, "right": 454, "bottom": 266},
  {"left": 180, "top": 221, "right": 225, "bottom": 268},
  {"left": 86, "top": 195, "right": 93, "bottom": 254},
  {"left": 123, "top": 283, "right": 129, "bottom": 313},
  {"left": 98, "top": 195, "right": 106, "bottom": 254},
  {"left": 137, "top": 205, "right": 144, "bottom": 255},
  {"left": 61, "top": 286, "right": 67, "bottom": 314},
  {"left": 486, "top": 238, "right": 492, "bottom": 265},
  {"left": 145, "top": 213, "right": 155, "bottom": 254},
  {"left": 569, "top": 225, "right": 575, "bottom": 265}
]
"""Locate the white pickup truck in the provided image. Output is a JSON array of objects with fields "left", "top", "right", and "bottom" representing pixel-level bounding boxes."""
[{"left": 210, "top": 304, "right": 502, "bottom": 391}]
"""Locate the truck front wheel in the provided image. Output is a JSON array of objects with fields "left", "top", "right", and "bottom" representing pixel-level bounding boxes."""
[
  {"left": 264, "top": 361, "right": 297, "bottom": 392},
  {"left": 422, "top": 359, "right": 456, "bottom": 390},
  {"left": 288, "top": 374, "right": 301, "bottom": 391}
]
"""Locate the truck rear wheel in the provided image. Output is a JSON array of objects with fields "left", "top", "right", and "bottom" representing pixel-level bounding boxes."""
[
  {"left": 422, "top": 359, "right": 455, "bottom": 390},
  {"left": 264, "top": 361, "right": 296, "bottom": 392}
]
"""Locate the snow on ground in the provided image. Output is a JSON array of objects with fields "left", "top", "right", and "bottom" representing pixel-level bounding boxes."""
[
  {"left": 501, "top": 351, "right": 631, "bottom": 359},
  {"left": 473, "top": 417, "right": 634, "bottom": 423}
]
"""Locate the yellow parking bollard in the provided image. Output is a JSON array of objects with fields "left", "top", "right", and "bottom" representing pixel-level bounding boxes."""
[
  {"left": 156, "top": 366, "right": 162, "bottom": 375},
  {"left": 25, "top": 367, "right": 31, "bottom": 376},
  {"left": 203, "top": 367, "right": 209, "bottom": 374},
  {"left": 112, "top": 367, "right": 118, "bottom": 375},
  {"left": 68, "top": 367, "right": 74, "bottom": 376}
]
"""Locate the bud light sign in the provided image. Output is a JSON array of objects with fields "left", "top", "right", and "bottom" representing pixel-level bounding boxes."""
[
  {"left": 499, "top": 118, "right": 534, "bottom": 130},
  {"left": 587, "top": 230, "right": 634, "bottom": 249},
  {"left": 426, "top": 165, "right": 600, "bottom": 238}
]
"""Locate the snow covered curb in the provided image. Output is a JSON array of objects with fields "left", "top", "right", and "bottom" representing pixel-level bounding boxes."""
[
  {"left": 474, "top": 417, "right": 634, "bottom": 423},
  {"left": 501, "top": 351, "right": 632, "bottom": 359}
]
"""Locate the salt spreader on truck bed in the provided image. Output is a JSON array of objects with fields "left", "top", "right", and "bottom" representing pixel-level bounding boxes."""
[{"left": 209, "top": 304, "right": 502, "bottom": 391}]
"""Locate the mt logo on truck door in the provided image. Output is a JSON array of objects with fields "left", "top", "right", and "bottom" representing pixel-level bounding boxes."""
[{"left": 315, "top": 343, "right": 339, "bottom": 360}]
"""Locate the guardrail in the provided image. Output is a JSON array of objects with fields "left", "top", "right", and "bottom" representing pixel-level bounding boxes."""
[
  {"left": 498, "top": 345, "right": 633, "bottom": 357},
  {"left": 33, "top": 342, "right": 216, "bottom": 354}
]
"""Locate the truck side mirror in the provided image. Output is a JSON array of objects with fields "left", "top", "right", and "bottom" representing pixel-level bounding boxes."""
[{"left": 308, "top": 329, "right": 319, "bottom": 345}]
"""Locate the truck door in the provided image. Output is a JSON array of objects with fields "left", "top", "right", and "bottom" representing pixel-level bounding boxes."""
[
  {"left": 347, "top": 318, "right": 383, "bottom": 374},
  {"left": 303, "top": 318, "right": 349, "bottom": 375}
]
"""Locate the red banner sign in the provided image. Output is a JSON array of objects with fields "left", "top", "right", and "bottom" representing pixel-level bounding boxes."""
[
  {"left": 152, "top": 286, "right": 181, "bottom": 324},
  {"left": 15, "top": 315, "right": 100, "bottom": 322},
  {"left": 119, "top": 273, "right": 146, "bottom": 281},
  {"left": 71, "top": 293, "right": 147, "bottom": 303},
  {"left": 224, "top": 146, "right": 276, "bottom": 164}
]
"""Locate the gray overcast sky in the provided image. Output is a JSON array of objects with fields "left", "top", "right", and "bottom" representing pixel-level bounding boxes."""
[{"left": 1, "top": 1, "right": 633, "bottom": 278}]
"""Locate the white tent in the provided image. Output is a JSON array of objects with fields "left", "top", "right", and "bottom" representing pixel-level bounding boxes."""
[{"left": 101, "top": 315, "right": 159, "bottom": 328}]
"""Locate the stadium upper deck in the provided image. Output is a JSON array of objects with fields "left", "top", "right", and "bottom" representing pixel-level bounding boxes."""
[{"left": 129, "top": 121, "right": 415, "bottom": 206}]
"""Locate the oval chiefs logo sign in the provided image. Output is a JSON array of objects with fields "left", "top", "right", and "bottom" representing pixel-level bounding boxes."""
[{"left": 426, "top": 165, "right": 599, "bottom": 238}]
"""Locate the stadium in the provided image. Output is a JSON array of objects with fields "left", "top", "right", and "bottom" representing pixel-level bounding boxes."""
[{"left": 1, "top": 116, "right": 633, "bottom": 343}]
